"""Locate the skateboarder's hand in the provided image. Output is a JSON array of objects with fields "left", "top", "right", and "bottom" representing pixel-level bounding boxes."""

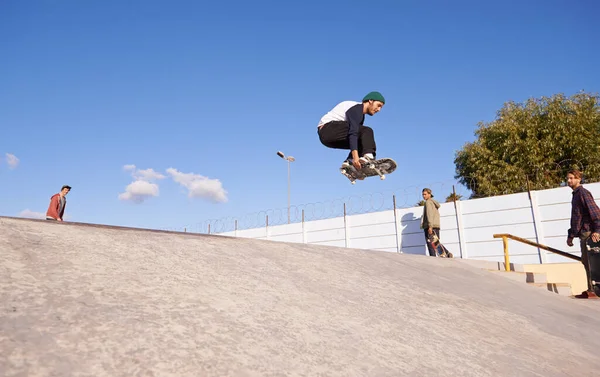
[
  {"left": 428, "top": 227, "right": 433, "bottom": 235},
  {"left": 592, "top": 233, "right": 600, "bottom": 242},
  {"left": 351, "top": 150, "right": 361, "bottom": 170},
  {"left": 567, "top": 237, "right": 574, "bottom": 247}
]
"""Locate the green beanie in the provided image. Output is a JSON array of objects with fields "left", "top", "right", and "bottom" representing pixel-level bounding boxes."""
[{"left": 362, "top": 91, "right": 385, "bottom": 104}]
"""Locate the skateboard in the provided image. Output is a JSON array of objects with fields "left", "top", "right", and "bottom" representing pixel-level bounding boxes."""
[
  {"left": 340, "top": 157, "right": 397, "bottom": 184},
  {"left": 428, "top": 233, "right": 453, "bottom": 258},
  {"left": 585, "top": 238, "right": 600, "bottom": 295}
]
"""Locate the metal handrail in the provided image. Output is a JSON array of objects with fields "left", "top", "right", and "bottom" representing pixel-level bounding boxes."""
[{"left": 493, "top": 233, "right": 581, "bottom": 271}]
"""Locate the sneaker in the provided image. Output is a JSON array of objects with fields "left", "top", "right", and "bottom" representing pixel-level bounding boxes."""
[
  {"left": 341, "top": 160, "right": 351, "bottom": 168},
  {"left": 574, "top": 290, "right": 599, "bottom": 299},
  {"left": 359, "top": 153, "right": 374, "bottom": 164}
]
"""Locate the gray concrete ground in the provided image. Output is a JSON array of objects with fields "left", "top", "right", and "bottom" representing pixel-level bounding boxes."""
[{"left": 1, "top": 216, "right": 599, "bottom": 377}]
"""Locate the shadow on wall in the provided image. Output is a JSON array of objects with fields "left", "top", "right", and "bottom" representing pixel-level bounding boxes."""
[{"left": 400, "top": 211, "right": 426, "bottom": 255}]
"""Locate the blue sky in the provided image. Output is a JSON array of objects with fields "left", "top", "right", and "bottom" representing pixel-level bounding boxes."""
[{"left": 1, "top": 0, "right": 598, "bottom": 232}]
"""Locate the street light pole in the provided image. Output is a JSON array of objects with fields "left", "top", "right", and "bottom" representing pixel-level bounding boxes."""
[
  {"left": 277, "top": 151, "right": 295, "bottom": 224},
  {"left": 287, "top": 159, "right": 291, "bottom": 223}
]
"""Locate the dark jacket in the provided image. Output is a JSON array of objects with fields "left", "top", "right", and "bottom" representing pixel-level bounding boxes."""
[{"left": 568, "top": 185, "right": 600, "bottom": 239}]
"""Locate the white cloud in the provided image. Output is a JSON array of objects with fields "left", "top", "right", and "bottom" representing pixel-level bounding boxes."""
[
  {"left": 166, "top": 167, "right": 228, "bottom": 203},
  {"left": 134, "top": 168, "right": 165, "bottom": 182},
  {"left": 118, "top": 180, "right": 160, "bottom": 203},
  {"left": 123, "top": 164, "right": 165, "bottom": 182},
  {"left": 18, "top": 209, "right": 45, "bottom": 219},
  {"left": 18, "top": 209, "right": 71, "bottom": 220},
  {"left": 6, "top": 153, "right": 19, "bottom": 169},
  {"left": 119, "top": 164, "right": 166, "bottom": 203}
]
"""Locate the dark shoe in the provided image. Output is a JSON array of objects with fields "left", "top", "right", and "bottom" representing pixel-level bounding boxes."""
[{"left": 575, "top": 290, "right": 599, "bottom": 299}]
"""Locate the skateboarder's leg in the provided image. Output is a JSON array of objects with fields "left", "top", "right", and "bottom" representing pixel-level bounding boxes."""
[
  {"left": 319, "top": 121, "right": 376, "bottom": 156},
  {"left": 319, "top": 121, "right": 364, "bottom": 166},
  {"left": 318, "top": 121, "right": 351, "bottom": 149},
  {"left": 358, "top": 125, "right": 376, "bottom": 159},
  {"left": 579, "top": 232, "right": 594, "bottom": 291},
  {"left": 424, "top": 229, "right": 437, "bottom": 256}
]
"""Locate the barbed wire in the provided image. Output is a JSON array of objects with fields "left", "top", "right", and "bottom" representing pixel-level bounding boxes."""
[
  {"left": 161, "top": 159, "right": 600, "bottom": 234},
  {"left": 161, "top": 179, "right": 470, "bottom": 234}
]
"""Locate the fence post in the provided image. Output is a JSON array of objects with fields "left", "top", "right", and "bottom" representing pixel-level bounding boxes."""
[
  {"left": 208, "top": 223, "right": 211, "bottom": 234},
  {"left": 452, "top": 185, "right": 467, "bottom": 258},
  {"left": 393, "top": 194, "right": 401, "bottom": 253},
  {"left": 234, "top": 219, "right": 238, "bottom": 237},
  {"left": 527, "top": 183, "right": 547, "bottom": 264},
  {"left": 343, "top": 203, "right": 350, "bottom": 248},
  {"left": 302, "top": 209, "right": 307, "bottom": 244},
  {"left": 266, "top": 215, "right": 269, "bottom": 240}
]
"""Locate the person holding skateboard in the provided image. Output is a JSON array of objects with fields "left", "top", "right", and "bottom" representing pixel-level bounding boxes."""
[
  {"left": 566, "top": 169, "right": 600, "bottom": 298},
  {"left": 317, "top": 91, "right": 385, "bottom": 170},
  {"left": 420, "top": 188, "right": 445, "bottom": 257}
]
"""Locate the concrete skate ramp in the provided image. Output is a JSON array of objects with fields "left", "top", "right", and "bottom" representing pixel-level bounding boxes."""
[{"left": 2, "top": 217, "right": 600, "bottom": 377}]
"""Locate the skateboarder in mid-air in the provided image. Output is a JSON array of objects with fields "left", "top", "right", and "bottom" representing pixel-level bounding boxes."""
[{"left": 317, "top": 91, "right": 385, "bottom": 171}]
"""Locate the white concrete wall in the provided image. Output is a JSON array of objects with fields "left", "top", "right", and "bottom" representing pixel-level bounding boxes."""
[{"left": 219, "top": 183, "right": 600, "bottom": 265}]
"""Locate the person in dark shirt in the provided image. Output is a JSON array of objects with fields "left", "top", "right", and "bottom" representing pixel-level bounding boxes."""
[
  {"left": 317, "top": 91, "right": 385, "bottom": 171},
  {"left": 566, "top": 169, "right": 600, "bottom": 298}
]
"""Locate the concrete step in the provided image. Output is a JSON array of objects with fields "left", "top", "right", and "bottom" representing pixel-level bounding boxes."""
[
  {"left": 460, "top": 258, "right": 574, "bottom": 296},
  {"left": 459, "top": 258, "right": 531, "bottom": 273},
  {"left": 488, "top": 270, "right": 548, "bottom": 284},
  {"left": 529, "top": 282, "right": 573, "bottom": 296},
  {"left": 488, "top": 270, "right": 574, "bottom": 295},
  {"left": 459, "top": 259, "right": 507, "bottom": 271}
]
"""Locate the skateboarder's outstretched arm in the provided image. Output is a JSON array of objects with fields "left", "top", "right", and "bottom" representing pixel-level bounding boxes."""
[{"left": 346, "top": 105, "right": 364, "bottom": 169}]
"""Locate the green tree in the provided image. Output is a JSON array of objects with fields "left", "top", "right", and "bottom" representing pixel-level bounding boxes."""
[
  {"left": 445, "top": 192, "right": 463, "bottom": 202},
  {"left": 454, "top": 91, "right": 600, "bottom": 198}
]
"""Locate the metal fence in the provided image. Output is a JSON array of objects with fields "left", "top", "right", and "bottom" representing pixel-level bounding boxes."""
[{"left": 163, "top": 159, "right": 600, "bottom": 235}]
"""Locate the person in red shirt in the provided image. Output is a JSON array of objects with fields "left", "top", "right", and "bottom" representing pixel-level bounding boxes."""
[{"left": 45, "top": 185, "right": 71, "bottom": 221}]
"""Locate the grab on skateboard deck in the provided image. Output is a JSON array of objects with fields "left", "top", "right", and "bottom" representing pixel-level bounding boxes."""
[
  {"left": 585, "top": 238, "right": 600, "bottom": 295},
  {"left": 427, "top": 233, "right": 453, "bottom": 258},
  {"left": 340, "top": 157, "right": 397, "bottom": 184}
]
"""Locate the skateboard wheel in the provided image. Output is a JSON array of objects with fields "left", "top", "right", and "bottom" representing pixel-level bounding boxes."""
[{"left": 380, "top": 175, "right": 385, "bottom": 180}]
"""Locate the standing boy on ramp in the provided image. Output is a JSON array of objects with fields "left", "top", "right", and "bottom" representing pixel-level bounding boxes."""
[{"left": 316, "top": 91, "right": 386, "bottom": 171}]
